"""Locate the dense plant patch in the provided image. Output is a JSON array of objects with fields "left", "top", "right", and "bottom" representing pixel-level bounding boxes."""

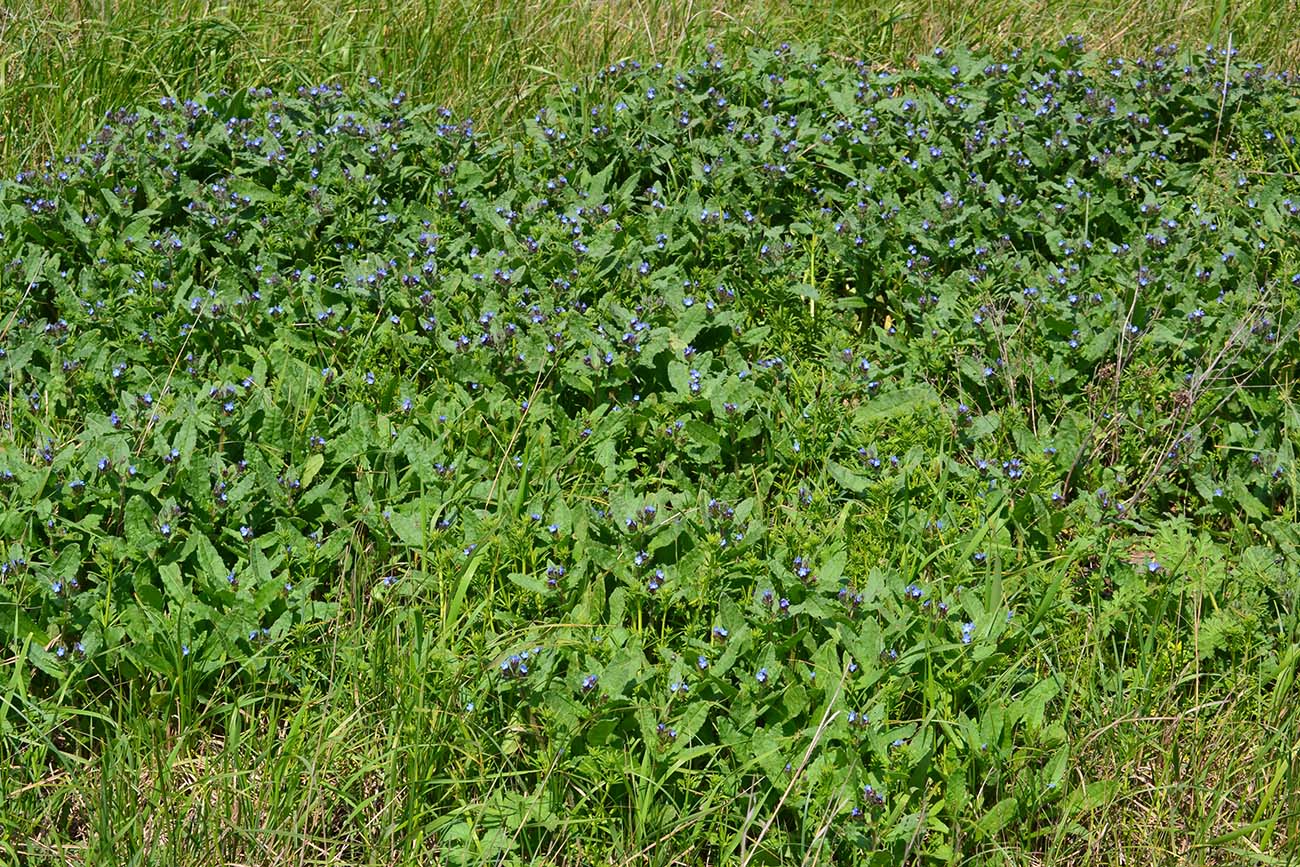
[{"left": 1, "top": 38, "right": 1297, "bottom": 861}]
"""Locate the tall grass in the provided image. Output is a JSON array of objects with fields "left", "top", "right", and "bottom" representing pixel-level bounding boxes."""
[
  {"left": 1, "top": 0, "right": 1297, "bottom": 171},
  {"left": 8, "top": 568, "right": 1295, "bottom": 864}
]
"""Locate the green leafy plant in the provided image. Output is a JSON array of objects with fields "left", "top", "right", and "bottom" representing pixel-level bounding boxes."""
[{"left": 1, "top": 37, "right": 1297, "bottom": 864}]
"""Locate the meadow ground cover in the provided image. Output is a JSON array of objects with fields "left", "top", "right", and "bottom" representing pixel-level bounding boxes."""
[
  {"left": 4, "top": 0, "right": 1300, "bottom": 172},
  {"left": 0, "top": 29, "right": 1298, "bottom": 867}
]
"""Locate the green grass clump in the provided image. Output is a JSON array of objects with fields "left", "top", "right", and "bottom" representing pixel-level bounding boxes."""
[{"left": 1, "top": 36, "right": 1298, "bottom": 866}]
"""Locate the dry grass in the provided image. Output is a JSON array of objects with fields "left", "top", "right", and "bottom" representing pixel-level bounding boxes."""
[{"left": 1059, "top": 655, "right": 1299, "bottom": 865}]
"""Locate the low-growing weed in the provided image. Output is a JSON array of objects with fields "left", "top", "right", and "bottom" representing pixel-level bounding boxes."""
[{"left": 1, "top": 37, "right": 1297, "bottom": 865}]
